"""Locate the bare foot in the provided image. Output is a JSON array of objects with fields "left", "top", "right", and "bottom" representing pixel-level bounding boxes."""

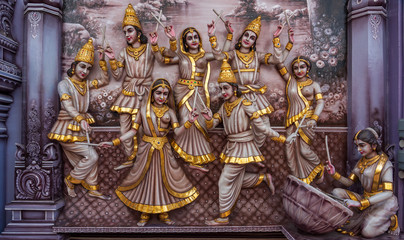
[
  {"left": 114, "top": 161, "right": 134, "bottom": 171},
  {"left": 205, "top": 218, "right": 229, "bottom": 226},
  {"left": 88, "top": 190, "right": 111, "bottom": 200},
  {"left": 137, "top": 220, "right": 147, "bottom": 227},
  {"left": 65, "top": 178, "right": 77, "bottom": 197},
  {"left": 265, "top": 173, "right": 275, "bottom": 195},
  {"left": 188, "top": 164, "right": 209, "bottom": 173}
]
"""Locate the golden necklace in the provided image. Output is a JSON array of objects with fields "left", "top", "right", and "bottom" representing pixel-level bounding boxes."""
[
  {"left": 236, "top": 50, "right": 254, "bottom": 68},
  {"left": 357, "top": 154, "right": 380, "bottom": 173},
  {"left": 184, "top": 50, "right": 205, "bottom": 63},
  {"left": 224, "top": 97, "right": 243, "bottom": 116},
  {"left": 297, "top": 79, "right": 313, "bottom": 89},
  {"left": 126, "top": 44, "right": 147, "bottom": 60},
  {"left": 69, "top": 78, "right": 87, "bottom": 96},
  {"left": 151, "top": 104, "right": 169, "bottom": 118}
]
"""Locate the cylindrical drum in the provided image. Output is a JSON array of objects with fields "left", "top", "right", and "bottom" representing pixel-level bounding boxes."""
[{"left": 282, "top": 175, "right": 353, "bottom": 234}]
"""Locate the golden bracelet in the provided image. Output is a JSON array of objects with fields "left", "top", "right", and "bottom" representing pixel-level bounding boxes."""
[
  {"left": 272, "top": 135, "right": 286, "bottom": 143},
  {"left": 315, "top": 93, "right": 323, "bottom": 100},
  {"left": 206, "top": 119, "right": 214, "bottom": 129},
  {"left": 227, "top": 33, "right": 233, "bottom": 41},
  {"left": 163, "top": 57, "right": 171, "bottom": 64},
  {"left": 265, "top": 53, "right": 272, "bottom": 65},
  {"left": 273, "top": 37, "right": 281, "bottom": 48},
  {"left": 279, "top": 66, "right": 288, "bottom": 76},
  {"left": 99, "top": 60, "right": 108, "bottom": 71},
  {"left": 172, "top": 122, "right": 180, "bottom": 129},
  {"left": 117, "top": 61, "right": 124, "bottom": 68},
  {"left": 332, "top": 172, "right": 341, "bottom": 180},
  {"left": 360, "top": 199, "right": 370, "bottom": 209},
  {"left": 109, "top": 60, "right": 117, "bottom": 71},
  {"left": 285, "top": 42, "right": 293, "bottom": 51},
  {"left": 112, "top": 138, "right": 121, "bottom": 146},
  {"left": 184, "top": 121, "right": 193, "bottom": 129},
  {"left": 151, "top": 44, "right": 159, "bottom": 52},
  {"left": 311, "top": 114, "right": 319, "bottom": 122},
  {"left": 91, "top": 79, "right": 99, "bottom": 89},
  {"left": 209, "top": 36, "right": 217, "bottom": 48},
  {"left": 74, "top": 115, "right": 85, "bottom": 123},
  {"left": 60, "top": 93, "right": 71, "bottom": 101},
  {"left": 169, "top": 39, "right": 177, "bottom": 51},
  {"left": 348, "top": 173, "right": 358, "bottom": 182},
  {"left": 132, "top": 122, "right": 140, "bottom": 130}
]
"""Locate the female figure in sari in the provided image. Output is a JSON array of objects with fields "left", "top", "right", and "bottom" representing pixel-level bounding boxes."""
[
  {"left": 274, "top": 53, "right": 325, "bottom": 184},
  {"left": 48, "top": 39, "right": 110, "bottom": 200},
  {"left": 104, "top": 4, "right": 155, "bottom": 170},
  {"left": 149, "top": 22, "right": 232, "bottom": 172},
  {"left": 100, "top": 79, "right": 199, "bottom": 226},
  {"left": 202, "top": 60, "right": 295, "bottom": 225},
  {"left": 326, "top": 127, "right": 400, "bottom": 238}
]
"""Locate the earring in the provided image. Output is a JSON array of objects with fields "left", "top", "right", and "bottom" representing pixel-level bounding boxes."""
[
  {"left": 152, "top": 98, "right": 155, "bottom": 103},
  {"left": 165, "top": 99, "right": 168, "bottom": 104},
  {"left": 234, "top": 90, "right": 237, "bottom": 97},
  {"left": 138, "top": 35, "right": 141, "bottom": 41},
  {"left": 373, "top": 147, "right": 376, "bottom": 151},
  {"left": 72, "top": 68, "right": 75, "bottom": 75},
  {"left": 237, "top": 43, "right": 241, "bottom": 48}
]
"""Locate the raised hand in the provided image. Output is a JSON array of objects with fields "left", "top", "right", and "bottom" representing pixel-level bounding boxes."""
[
  {"left": 288, "top": 28, "right": 294, "bottom": 43},
  {"left": 325, "top": 160, "right": 336, "bottom": 175},
  {"left": 207, "top": 20, "right": 215, "bottom": 36},
  {"left": 344, "top": 199, "right": 360, "bottom": 208},
  {"left": 306, "top": 119, "right": 317, "bottom": 129},
  {"left": 104, "top": 45, "right": 115, "bottom": 60},
  {"left": 99, "top": 141, "right": 113, "bottom": 148},
  {"left": 188, "top": 108, "right": 199, "bottom": 123},
  {"left": 225, "top": 20, "right": 234, "bottom": 34},
  {"left": 201, "top": 108, "right": 213, "bottom": 120},
  {"left": 80, "top": 120, "right": 91, "bottom": 132},
  {"left": 149, "top": 32, "right": 158, "bottom": 45},
  {"left": 273, "top": 25, "right": 283, "bottom": 38},
  {"left": 286, "top": 132, "right": 298, "bottom": 143},
  {"left": 97, "top": 46, "right": 105, "bottom": 60},
  {"left": 164, "top": 26, "right": 176, "bottom": 41}
]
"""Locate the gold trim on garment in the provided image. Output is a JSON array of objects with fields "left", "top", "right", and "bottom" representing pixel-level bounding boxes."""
[
  {"left": 257, "top": 105, "right": 274, "bottom": 116},
  {"left": 170, "top": 140, "right": 215, "bottom": 165},
  {"left": 219, "top": 209, "right": 232, "bottom": 218},
  {"left": 285, "top": 75, "right": 311, "bottom": 128},
  {"left": 236, "top": 50, "right": 254, "bottom": 68},
  {"left": 348, "top": 173, "right": 358, "bottom": 182},
  {"left": 178, "top": 79, "right": 203, "bottom": 89},
  {"left": 357, "top": 154, "right": 380, "bottom": 174},
  {"left": 224, "top": 98, "right": 243, "bottom": 117},
  {"left": 67, "top": 124, "right": 81, "bottom": 132},
  {"left": 372, "top": 153, "right": 388, "bottom": 192},
  {"left": 254, "top": 174, "right": 265, "bottom": 187},
  {"left": 115, "top": 188, "right": 199, "bottom": 214},
  {"left": 110, "top": 106, "right": 137, "bottom": 114},
  {"left": 69, "top": 78, "right": 87, "bottom": 96},
  {"left": 265, "top": 53, "right": 272, "bottom": 65},
  {"left": 241, "top": 85, "right": 267, "bottom": 95},
  {"left": 299, "top": 163, "right": 324, "bottom": 184},
  {"left": 81, "top": 181, "right": 99, "bottom": 191},
  {"left": 219, "top": 153, "right": 264, "bottom": 164},
  {"left": 232, "top": 68, "right": 260, "bottom": 73},
  {"left": 122, "top": 89, "right": 137, "bottom": 96},
  {"left": 48, "top": 133, "right": 87, "bottom": 143},
  {"left": 184, "top": 101, "right": 210, "bottom": 141},
  {"left": 142, "top": 135, "right": 168, "bottom": 150},
  {"left": 60, "top": 93, "right": 71, "bottom": 101}
]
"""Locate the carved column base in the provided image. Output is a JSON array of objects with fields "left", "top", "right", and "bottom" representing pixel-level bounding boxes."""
[{"left": 0, "top": 199, "right": 64, "bottom": 239}]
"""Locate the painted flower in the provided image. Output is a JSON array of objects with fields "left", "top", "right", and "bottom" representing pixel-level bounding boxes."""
[
  {"left": 100, "top": 102, "right": 106, "bottom": 108},
  {"left": 97, "top": 95, "right": 102, "bottom": 99},
  {"left": 330, "top": 35, "right": 338, "bottom": 44},
  {"left": 310, "top": 53, "right": 319, "bottom": 62},
  {"left": 324, "top": 28, "right": 333, "bottom": 36},
  {"left": 328, "top": 57, "right": 338, "bottom": 67},
  {"left": 103, "top": 92, "right": 108, "bottom": 97},
  {"left": 329, "top": 46, "right": 338, "bottom": 55},
  {"left": 316, "top": 60, "right": 325, "bottom": 68},
  {"left": 107, "top": 95, "right": 113, "bottom": 100},
  {"left": 320, "top": 51, "right": 329, "bottom": 60}
]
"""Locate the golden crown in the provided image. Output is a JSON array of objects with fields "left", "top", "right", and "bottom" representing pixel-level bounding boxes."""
[
  {"left": 122, "top": 4, "right": 142, "bottom": 29},
  {"left": 74, "top": 38, "right": 94, "bottom": 65},
  {"left": 218, "top": 59, "right": 236, "bottom": 84},
  {"left": 244, "top": 16, "right": 261, "bottom": 37}
]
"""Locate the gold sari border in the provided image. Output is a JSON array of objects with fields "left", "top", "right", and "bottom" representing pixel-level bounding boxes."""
[
  {"left": 219, "top": 153, "right": 264, "bottom": 164},
  {"left": 48, "top": 133, "right": 87, "bottom": 143},
  {"left": 299, "top": 163, "right": 324, "bottom": 185},
  {"left": 171, "top": 140, "right": 215, "bottom": 165}
]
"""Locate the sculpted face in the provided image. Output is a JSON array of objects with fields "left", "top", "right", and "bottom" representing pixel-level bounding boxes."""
[
  {"left": 354, "top": 139, "right": 375, "bottom": 158},
  {"left": 219, "top": 82, "right": 234, "bottom": 101},
  {"left": 241, "top": 30, "right": 256, "bottom": 49},
  {"left": 75, "top": 61, "right": 92, "bottom": 80},
  {"left": 153, "top": 86, "right": 169, "bottom": 105},
  {"left": 123, "top": 25, "right": 138, "bottom": 45},
  {"left": 185, "top": 31, "right": 200, "bottom": 50},
  {"left": 293, "top": 61, "right": 308, "bottom": 79}
]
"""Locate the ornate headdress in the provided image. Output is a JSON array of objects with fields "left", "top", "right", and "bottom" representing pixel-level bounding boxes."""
[
  {"left": 151, "top": 78, "right": 171, "bottom": 91},
  {"left": 354, "top": 128, "right": 379, "bottom": 140},
  {"left": 243, "top": 16, "right": 261, "bottom": 37},
  {"left": 218, "top": 59, "right": 236, "bottom": 84},
  {"left": 74, "top": 38, "right": 94, "bottom": 65},
  {"left": 122, "top": 4, "right": 142, "bottom": 30},
  {"left": 291, "top": 56, "right": 311, "bottom": 70}
]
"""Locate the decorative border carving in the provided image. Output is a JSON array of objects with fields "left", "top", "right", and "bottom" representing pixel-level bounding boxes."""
[
  {"left": 370, "top": 14, "right": 381, "bottom": 40},
  {"left": 28, "top": 11, "right": 41, "bottom": 39}
]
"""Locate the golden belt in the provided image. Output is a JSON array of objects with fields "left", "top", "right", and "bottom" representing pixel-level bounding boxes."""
[
  {"left": 241, "top": 85, "right": 267, "bottom": 94},
  {"left": 178, "top": 79, "right": 203, "bottom": 90},
  {"left": 142, "top": 135, "right": 168, "bottom": 150},
  {"left": 233, "top": 69, "right": 260, "bottom": 73}
]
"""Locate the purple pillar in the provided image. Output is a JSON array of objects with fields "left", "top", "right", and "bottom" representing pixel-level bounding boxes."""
[{"left": 346, "top": 0, "right": 387, "bottom": 170}]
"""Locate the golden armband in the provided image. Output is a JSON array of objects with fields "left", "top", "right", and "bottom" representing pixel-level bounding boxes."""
[
  {"left": 206, "top": 118, "right": 214, "bottom": 129},
  {"left": 348, "top": 173, "right": 358, "bottom": 182},
  {"left": 172, "top": 122, "right": 179, "bottom": 129},
  {"left": 99, "top": 60, "right": 108, "bottom": 71},
  {"left": 360, "top": 199, "right": 370, "bottom": 209},
  {"left": 74, "top": 115, "right": 85, "bottom": 123},
  {"left": 279, "top": 66, "right": 288, "bottom": 76},
  {"left": 109, "top": 60, "right": 118, "bottom": 70},
  {"left": 151, "top": 44, "right": 159, "bottom": 52},
  {"left": 227, "top": 33, "right": 233, "bottom": 41},
  {"left": 112, "top": 138, "right": 121, "bottom": 146},
  {"left": 285, "top": 42, "right": 293, "bottom": 51},
  {"left": 213, "top": 113, "right": 222, "bottom": 122},
  {"left": 117, "top": 61, "right": 124, "bottom": 68},
  {"left": 311, "top": 114, "right": 319, "bottom": 122},
  {"left": 169, "top": 39, "right": 177, "bottom": 51},
  {"left": 265, "top": 53, "right": 272, "bottom": 65},
  {"left": 60, "top": 93, "right": 71, "bottom": 101},
  {"left": 273, "top": 37, "right": 281, "bottom": 48},
  {"left": 315, "top": 93, "right": 323, "bottom": 100},
  {"left": 132, "top": 122, "right": 140, "bottom": 130},
  {"left": 163, "top": 57, "right": 171, "bottom": 64},
  {"left": 209, "top": 36, "right": 217, "bottom": 49},
  {"left": 91, "top": 79, "right": 99, "bottom": 89},
  {"left": 250, "top": 112, "right": 260, "bottom": 120},
  {"left": 272, "top": 135, "right": 286, "bottom": 143},
  {"left": 184, "top": 121, "right": 193, "bottom": 129},
  {"left": 382, "top": 182, "right": 393, "bottom": 191},
  {"left": 332, "top": 172, "right": 341, "bottom": 180}
]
